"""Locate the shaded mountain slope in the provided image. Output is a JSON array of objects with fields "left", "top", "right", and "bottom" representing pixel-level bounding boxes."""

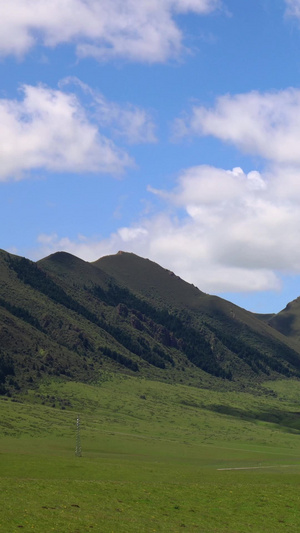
[
  {"left": 30, "top": 252, "right": 300, "bottom": 379},
  {"left": 38, "top": 251, "right": 110, "bottom": 289},
  {"left": 93, "top": 251, "right": 207, "bottom": 310},
  {"left": 268, "top": 297, "right": 300, "bottom": 344},
  {"left": 1, "top": 248, "right": 300, "bottom": 395},
  {"left": 95, "top": 251, "right": 300, "bottom": 354}
]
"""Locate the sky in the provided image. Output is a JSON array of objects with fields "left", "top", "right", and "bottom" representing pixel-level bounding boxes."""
[{"left": 2, "top": 1, "right": 300, "bottom": 314}]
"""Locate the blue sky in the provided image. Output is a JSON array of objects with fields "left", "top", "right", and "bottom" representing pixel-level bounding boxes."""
[{"left": 2, "top": 0, "right": 300, "bottom": 314}]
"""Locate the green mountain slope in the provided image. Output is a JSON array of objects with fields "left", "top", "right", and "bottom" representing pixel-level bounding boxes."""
[{"left": 1, "top": 248, "right": 300, "bottom": 395}]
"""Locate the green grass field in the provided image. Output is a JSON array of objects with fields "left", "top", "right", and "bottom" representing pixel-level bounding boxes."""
[{"left": 1, "top": 375, "right": 300, "bottom": 532}]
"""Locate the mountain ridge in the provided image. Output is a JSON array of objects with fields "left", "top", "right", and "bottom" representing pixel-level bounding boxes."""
[{"left": 1, "top": 248, "right": 300, "bottom": 395}]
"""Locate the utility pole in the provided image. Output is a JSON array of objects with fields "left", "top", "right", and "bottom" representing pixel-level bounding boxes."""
[{"left": 75, "top": 414, "right": 82, "bottom": 457}]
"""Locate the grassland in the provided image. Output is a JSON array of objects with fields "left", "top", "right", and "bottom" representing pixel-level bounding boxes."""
[
  {"left": 2, "top": 250, "right": 300, "bottom": 532},
  {"left": 1, "top": 374, "right": 300, "bottom": 532}
]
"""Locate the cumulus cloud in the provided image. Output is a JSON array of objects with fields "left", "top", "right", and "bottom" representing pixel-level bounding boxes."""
[
  {"left": 0, "top": 0, "right": 220, "bottom": 62},
  {"left": 175, "top": 88, "right": 300, "bottom": 164},
  {"left": 34, "top": 163, "right": 300, "bottom": 294},
  {"left": 0, "top": 84, "right": 134, "bottom": 181}
]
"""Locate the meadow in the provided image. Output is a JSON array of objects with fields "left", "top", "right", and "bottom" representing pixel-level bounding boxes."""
[{"left": 1, "top": 374, "right": 300, "bottom": 532}]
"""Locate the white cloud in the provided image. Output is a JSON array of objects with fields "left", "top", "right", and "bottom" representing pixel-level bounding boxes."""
[
  {"left": 0, "top": 84, "right": 133, "bottom": 181},
  {"left": 36, "top": 232, "right": 121, "bottom": 263},
  {"left": 118, "top": 227, "right": 149, "bottom": 242},
  {"left": 176, "top": 88, "right": 300, "bottom": 164},
  {"left": 168, "top": 87, "right": 300, "bottom": 291},
  {"left": 34, "top": 163, "right": 300, "bottom": 294},
  {"left": 171, "top": 0, "right": 219, "bottom": 12},
  {"left": 0, "top": 0, "right": 220, "bottom": 62},
  {"left": 285, "top": 0, "right": 300, "bottom": 18}
]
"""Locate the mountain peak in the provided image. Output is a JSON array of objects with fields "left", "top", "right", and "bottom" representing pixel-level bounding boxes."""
[{"left": 93, "top": 251, "right": 206, "bottom": 309}]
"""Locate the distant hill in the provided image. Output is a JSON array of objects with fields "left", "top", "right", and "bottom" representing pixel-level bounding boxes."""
[
  {"left": 268, "top": 297, "right": 300, "bottom": 343},
  {"left": 0, "top": 248, "right": 300, "bottom": 395}
]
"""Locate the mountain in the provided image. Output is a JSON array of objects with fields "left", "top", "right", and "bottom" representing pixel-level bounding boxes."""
[
  {"left": 1, "top": 248, "right": 300, "bottom": 395},
  {"left": 268, "top": 297, "right": 300, "bottom": 343}
]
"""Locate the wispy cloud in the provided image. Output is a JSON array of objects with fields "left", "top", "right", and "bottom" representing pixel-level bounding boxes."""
[
  {"left": 285, "top": 0, "right": 300, "bottom": 18},
  {"left": 61, "top": 77, "right": 157, "bottom": 145},
  {"left": 0, "top": 0, "right": 221, "bottom": 62}
]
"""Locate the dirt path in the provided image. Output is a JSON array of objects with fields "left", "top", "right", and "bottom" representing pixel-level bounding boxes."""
[{"left": 217, "top": 464, "right": 300, "bottom": 471}]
